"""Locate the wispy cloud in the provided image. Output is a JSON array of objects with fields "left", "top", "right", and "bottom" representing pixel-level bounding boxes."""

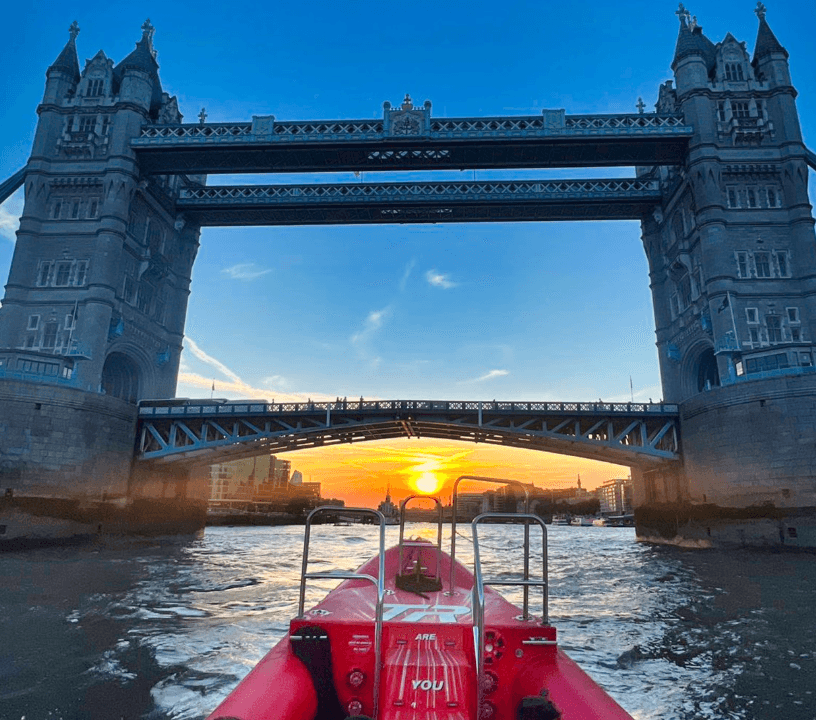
[
  {"left": 179, "top": 339, "right": 323, "bottom": 402},
  {"left": 0, "top": 190, "right": 23, "bottom": 242},
  {"left": 426, "top": 269, "right": 456, "bottom": 289},
  {"left": 351, "top": 306, "right": 391, "bottom": 345},
  {"left": 460, "top": 369, "right": 510, "bottom": 384},
  {"left": 221, "top": 263, "right": 272, "bottom": 280},
  {"left": 184, "top": 337, "right": 242, "bottom": 383},
  {"left": 399, "top": 259, "right": 416, "bottom": 291}
]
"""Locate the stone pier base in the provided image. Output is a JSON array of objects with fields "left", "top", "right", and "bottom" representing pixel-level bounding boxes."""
[{"left": 0, "top": 380, "right": 207, "bottom": 549}]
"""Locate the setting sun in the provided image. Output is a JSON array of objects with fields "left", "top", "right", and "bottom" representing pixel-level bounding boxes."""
[{"left": 413, "top": 471, "right": 443, "bottom": 495}]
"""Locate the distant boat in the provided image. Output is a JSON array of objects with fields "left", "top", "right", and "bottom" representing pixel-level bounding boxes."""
[
  {"left": 570, "top": 516, "right": 595, "bottom": 526},
  {"left": 551, "top": 515, "right": 570, "bottom": 526},
  {"left": 592, "top": 517, "right": 608, "bottom": 527}
]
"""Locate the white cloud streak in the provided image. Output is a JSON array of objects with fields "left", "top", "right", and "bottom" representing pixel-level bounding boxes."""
[
  {"left": 426, "top": 269, "right": 456, "bottom": 289},
  {"left": 221, "top": 263, "right": 272, "bottom": 280},
  {"left": 183, "top": 337, "right": 242, "bottom": 384},
  {"left": 399, "top": 259, "right": 416, "bottom": 291},
  {"left": 461, "top": 369, "right": 510, "bottom": 384},
  {"left": 351, "top": 306, "right": 391, "bottom": 345}
]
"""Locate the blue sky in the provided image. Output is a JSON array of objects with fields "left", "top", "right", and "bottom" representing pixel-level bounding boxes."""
[{"left": 1, "top": 2, "right": 815, "bottom": 494}]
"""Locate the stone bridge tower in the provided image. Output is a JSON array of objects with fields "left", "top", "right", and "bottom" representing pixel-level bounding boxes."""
[
  {"left": 0, "top": 22, "right": 205, "bottom": 542},
  {"left": 0, "top": 20, "right": 200, "bottom": 401},
  {"left": 637, "top": 5, "right": 816, "bottom": 546}
]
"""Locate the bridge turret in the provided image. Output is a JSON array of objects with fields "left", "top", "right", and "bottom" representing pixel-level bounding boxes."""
[
  {"left": 671, "top": 6, "right": 716, "bottom": 96},
  {"left": 43, "top": 21, "right": 80, "bottom": 104}
]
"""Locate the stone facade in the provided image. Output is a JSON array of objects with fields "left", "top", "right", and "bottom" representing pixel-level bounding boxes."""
[
  {"left": 0, "top": 22, "right": 205, "bottom": 546},
  {"left": 0, "top": 21, "right": 200, "bottom": 402},
  {"left": 635, "top": 7, "right": 816, "bottom": 548}
]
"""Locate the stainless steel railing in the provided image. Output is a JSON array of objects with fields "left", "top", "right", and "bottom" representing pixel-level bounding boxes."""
[{"left": 299, "top": 506, "right": 386, "bottom": 719}]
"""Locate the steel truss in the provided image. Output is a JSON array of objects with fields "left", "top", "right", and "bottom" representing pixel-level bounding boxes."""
[
  {"left": 177, "top": 177, "right": 661, "bottom": 225},
  {"left": 137, "top": 399, "right": 680, "bottom": 468},
  {"left": 132, "top": 111, "right": 691, "bottom": 174}
]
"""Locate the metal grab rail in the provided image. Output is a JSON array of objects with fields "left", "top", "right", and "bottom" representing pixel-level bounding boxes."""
[
  {"left": 471, "top": 512, "right": 549, "bottom": 708},
  {"left": 398, "top": 495, "right": 443, "bottom": 583},
  {"left": 449, "top": 476, "right": 531, "bottom": 595},
  {"left": 299, "top": 506, "right": 386, "bottom": 719}
]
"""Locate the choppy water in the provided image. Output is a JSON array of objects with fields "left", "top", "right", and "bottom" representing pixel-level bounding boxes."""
[{"left": 1, "top": 524, "right": 815, "bottom": 720}]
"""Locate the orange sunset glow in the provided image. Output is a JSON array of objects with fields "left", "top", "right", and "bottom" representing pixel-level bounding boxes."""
[{"left": 286, "top": 439, "right": 628, "bottom": 507}]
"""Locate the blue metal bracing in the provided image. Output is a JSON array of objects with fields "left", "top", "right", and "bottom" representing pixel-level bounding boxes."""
[
  {"left": 0, "top": 168, "right": 25, "bottom": 205},
  {"left": 132, "top": 109, "right": 692, "bottom": 174},
  {"left": 176, "top": 178, "right": 662, "bottom": 225},
  {"left": 136, "top": 399, "right": 680, "bottom": 468}
]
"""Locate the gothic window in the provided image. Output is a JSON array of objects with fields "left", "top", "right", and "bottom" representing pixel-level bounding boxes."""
[
  {"left": 727, "top": 187, "right": 739, "bottom": 208},
  {"left": 71, "top": 201, "right": 80, "bottom": 219},
  {"left": 717, "top": 102, "right": 727, "bottom": 122},
  {"left": 52, "top": 201, "right": 62, "bottom": 219},
  {"left": 775, "top": 251, "right": 790, "bottom": 277},
  {"left": 765, "top": 187, "right": 780, "bottom": 208},
  {"left": 746, "top": 188, "right": 758, "bottom": 208},
  {"left": 766, "top": 315, "right": 783, "bottom": 344},
  {"left": 87, "top": 79, "right": 104, "bottom": 97},
  {"left": 755, "top": 252, "right": 771, "bottom": 278},
  {"left": 732, "top": 102, "right": 750, "bottom": 119},
  {"left": 791, "top": 327, "right": 802, "bottom": 342},
  {"left": 749, "top": 327, "right": 760, "bottom": 344},
  {"left": 746, "top": 308, "right": 758, "bottom": 324},
  {"left": 64, "top": 311, "right": 75, "bottom": 330},
  {"left": 79, "top": 115, "right": 96, "bottom": 133},
  {"left": 137, "top": 281, "right": 154, "bottom": 314},
  {"left": 154, "top": 295, "right": 166, "bottom": 324},
  {"left": 736, "top": 252, "right": 749, "bottom": 278},
  {"left": 725, "top": 63, "right": 745, "bottom": 82},
  {"left": 88, "top": 200, "right": 98, "bottom": 218},
  {"left": 37, "top": 261, "right": 52, "bottom": 286},
  {"left": 123, "top": 276, "right": 136, "bottom": 304},
  {"left": 27, "top": 315, "right": 40, "bottom": 331},
  {"left": 678, "top": 274, "right": 692, "bottom": 309},
  {"left": 787, "top": 307, "right": 800, "bottom": 324},
  {"left": 54, "top": 262, "right": 72, "bottom": 286},
  {"left": 41, "top": 322, "right": 59, "bottom": 349},
  {"left": 74, "top": 260, "right": 88, "bottom": 286},
  {"left": 101, "top": 116, "right": 111, "bottom": 135}
]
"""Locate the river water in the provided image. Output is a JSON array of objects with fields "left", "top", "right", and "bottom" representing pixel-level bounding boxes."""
[{"left": 1, "top": 524, "right": 814, "bottom": 720}]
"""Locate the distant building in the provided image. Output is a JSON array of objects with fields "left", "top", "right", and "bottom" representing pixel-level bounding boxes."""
[
  {"left": 207, "top": 454, "right": 308, "bottom": 504},
  {"left": 597, "top": 478, "right": 633, "bottom": 515}
]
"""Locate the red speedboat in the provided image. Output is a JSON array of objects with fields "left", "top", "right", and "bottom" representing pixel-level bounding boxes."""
[{"left": 208, "top": 476, "right": 634, "bottom": 720}]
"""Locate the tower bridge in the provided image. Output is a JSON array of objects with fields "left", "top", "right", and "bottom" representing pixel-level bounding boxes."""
[
  {"left": 136, "top": 399, "right": 680, "bottom": 468},
  {"left": 2, "top": 7, "right": 816, "bottom": 548}
]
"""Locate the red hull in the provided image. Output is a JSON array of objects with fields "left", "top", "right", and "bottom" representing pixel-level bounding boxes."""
[{"left": 208, "top": 542, "right": 633, "bottom": 720}]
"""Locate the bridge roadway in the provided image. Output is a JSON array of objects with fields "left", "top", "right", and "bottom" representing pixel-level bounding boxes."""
[
  {"left": 176, "top": 177, "right": 662, "bottom": 226},
  {"left": 132, "top": 111, "right": 692, "bottom": 175},
  {"left": 137, "top": 398, "right": 680, "bottom": 469}
]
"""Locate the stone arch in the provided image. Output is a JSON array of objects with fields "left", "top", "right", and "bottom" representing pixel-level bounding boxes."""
[
  {"left": 680, "top": 340, "right": 720, "bottom": 399},
  {"left": 101, "top": 352, "right": 140, "bottom": 403}
]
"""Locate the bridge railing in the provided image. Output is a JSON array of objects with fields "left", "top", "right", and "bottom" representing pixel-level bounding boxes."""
[
  {"left": 138, "top": 399, "right": 679, "bottom": 416},
  {"left": 135, "top": 113, "right": 691, "bottom": 145}
]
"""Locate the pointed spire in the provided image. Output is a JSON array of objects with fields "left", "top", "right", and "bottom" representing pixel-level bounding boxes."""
[
  {"left": 672, "top": 4, "right": 716, "bottom": 71},
  {"left": 753, "top": 3, "right": 788, "bottom": 62},
  {"left": 48, "top": 20, "right": 80, "bottom": 82},
  {"left": 115, "top": 18, "right": 160, "bottom": 76}
]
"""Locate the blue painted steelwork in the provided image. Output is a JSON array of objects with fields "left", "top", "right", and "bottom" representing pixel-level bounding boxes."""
[
  {"left": 0, "top": 168, "right": 25, "bottom": 205},
  {"left": 177, "top": 177, "right": 662, "bottom": 225},
  {"left": 131, "top": 103, "right": 693, "bottom": 174},
  {"left": 136, "top": 398, "right": 680, "bottom": 468}
]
